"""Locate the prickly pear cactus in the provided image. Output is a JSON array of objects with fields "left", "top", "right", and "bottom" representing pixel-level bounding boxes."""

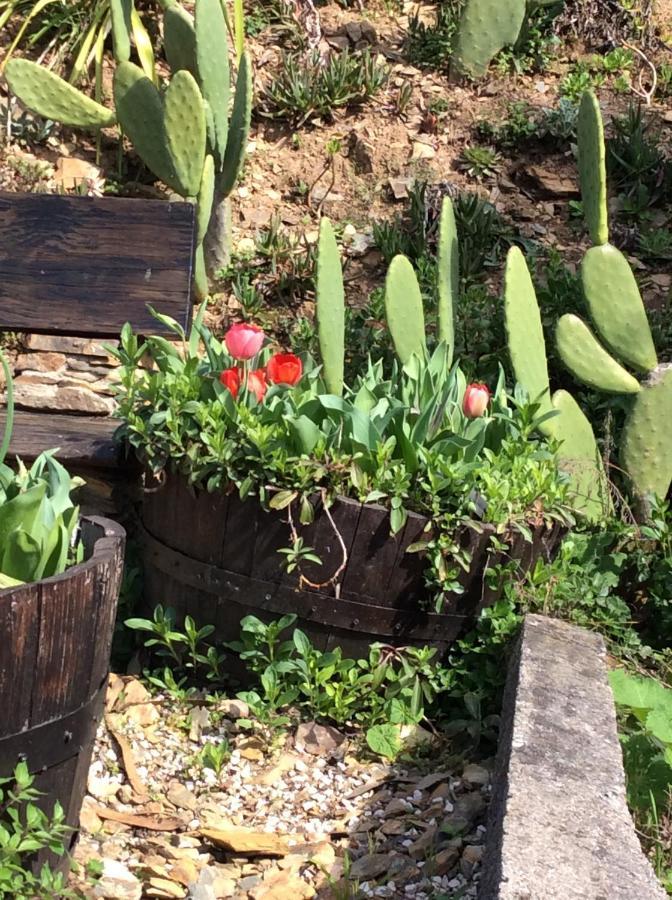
[
  {"left": 385, "top": 255, "right": 427, "bottom": 365},
  {"left": 577, "top": 91, "right": 609, "bottom": 246},
  {"left": 581, "top": 244, "right": 657, "bottom": 373},
  {"left": 552, "top": 390, "right": 609, "bottom": 522},
  {"left": 5, "top": 59, "right": 116, "bottom": 129},
  {"left": 163, "top": 3, "right": 198, "bottom": 78},
  {"left": 451, "top": 0, "right": 526, "bottom": 79},
  {"left": 164, "top": 70, "right": 206, "bottom": 198},
  {"left": 555, "top": 314, "right": 641, "bottom": 394},
  {"left": 195, "top": 0, "right": 230, "bottom": 167},
  {"left": 110, "top": 0, "right": 133, "bottom": 63},
  {"left": 621, "top": 366, "right": 672, "bottom": 504},
  {"left": 197, "top": 155, "right": 215, "bottom": 245},
  {"left": 218, "top": 51, "right": 253, "bottom": 198},
  {"left": 503, "top": 247, "right": 555, "bottom": 432},
  {"left": 316, "top": 219, "right": 345, "bottom": 396},
  {"left": 437, "top": 197, "right": 458, "bottom": 367}
]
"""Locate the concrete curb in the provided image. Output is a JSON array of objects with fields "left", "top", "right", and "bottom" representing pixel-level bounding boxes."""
[{"left": 479, "top": 614, "right": 666, "bottom": 900}]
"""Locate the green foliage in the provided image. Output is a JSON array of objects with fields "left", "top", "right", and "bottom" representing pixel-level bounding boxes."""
[
  {"left": 405, "top": 2, "right": 462, "bottom": 70},
  {"left": 611, "top": 669, "right": 672, "bottom": 815},
  {"left": 475, "top": 99, "right": 578, "bottom": 150},
  {"left": 0, "top": 761, "right": 80, "bottom": 899},
  {"left": 495, "top": 1, "right": 561, "bottom": 74},
  {"left": 607, "top": 103, "right": 672, "bottom": 212},
  {"left": 195, "top": 739, "right": 231, "bottom": 775},
  {"left": 261, "top": 49, "right": 388, "bottom": 123},
  {"left": 560, "top": 63, "right": 605, "bottom": 104},
  {"left": 0, "top": 352, "right": 83, "bottom": 587}
]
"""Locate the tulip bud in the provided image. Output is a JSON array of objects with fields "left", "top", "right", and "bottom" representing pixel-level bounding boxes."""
[
  {"left": 225, "top": 322, "right": 265, "bottom": 360},
  {"left": 463, "top": 382, "right": 490, "bottom": 418}
]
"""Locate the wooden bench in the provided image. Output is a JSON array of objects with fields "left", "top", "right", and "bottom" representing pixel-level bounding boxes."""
[{"left": 0, "top": 191, "right": 195, "bottom": 483}]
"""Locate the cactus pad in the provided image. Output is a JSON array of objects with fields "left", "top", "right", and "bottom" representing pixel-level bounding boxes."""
[
  {"left": 218, "top": 51, "right": 252, "bottom": 197},
  {"left": 577, "top": 91, "right": 609, "bottom": 246},
  {"left": 164, "top": 69, "right": 206, "bottom": 198},
  {"left": 452, "top": 0, "right": 526, "bottom": 78},
  {"left": 193, "top": 244, "right": 209, "bottom": 301},
  {"left": 6, "top": 59, "right": 116, "bottom": 129},
  {"left": 503, "top": 246, "right": 554, "bottom": 433},
  {"left": 197, "top": 155, "right": 215, "bottom": 245},
  {"left": 163, "top": 3, "right": 198, "bottom": 78},
  {"left": 437, "top": 196, "right": 458, "bottom": 367},
  {"left": 385, "top": 255, "right": 426, "bottom": 365},
  {"left": 581, "top": 244, "right": 657, "bottom": 373},
  {"left": 316, "top": 218, "right": 345, "bottom": 396},
  {"left": 110, "top": 0, "right": 132, "bottom": 63},
  {"left": 114, "top": 62, "right": 179, "bottom": 192},
  {"left": 552, "top": 389, "right": 608, "bottom": 522},
  {"left": 556, "top": 314, "right": 641, "bottom": 394},
  {"left": 621, "top": 364, "right": 672, "bottom": 502},
  {"left": 195, "top": 0, "right": 230, "bottom": 167}
]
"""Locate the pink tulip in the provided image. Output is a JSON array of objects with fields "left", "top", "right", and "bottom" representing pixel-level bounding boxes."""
[
  {"left": 463, "top": 383, "right": 490, "bottom": 418},
  {"left": 225, "top": 323, "right": 265, "bottom": 360}
]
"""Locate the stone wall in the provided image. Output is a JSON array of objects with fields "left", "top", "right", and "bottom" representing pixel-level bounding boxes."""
[{"left": 480, "top": 614, "right": 667, "bottom": 900}]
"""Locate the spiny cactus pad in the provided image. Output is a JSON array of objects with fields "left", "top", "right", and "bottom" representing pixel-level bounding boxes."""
[
  {"left": 437, "top": 197, "right": 458, "bottom": 367},
  {"left": 621, "top": 364, "right": 672, "bottom": 502},
  {"left": 552, "top": 389, "right": 608, "bottom": 522},
  {"left": 316, "top": 218, "right": 345, "bottom": 396},
  {"left": 581, "top": 244, "right": 657, "bottom": 373},
  {"left": 503, "top": 246, "right": 554, "bottom": 433},
  {"left": 577, "top": 91, "right": 609, "bottom": 246},
  {"left": 163, "top": 3, "right": 198, "bottom": 78},
  {"left": 197, "top": 155, "right": 215, "bottom": 245},
  {"left": 110, "top": 0, "right": 132, "bottom": 63},
  {"left": 194, "top": 244, "right": 208, "bottom": 301},
  {"left": 452, "top": 0, "right": 526, "bottom": 78},
  {"left": 114, "top": 62, "right": 178, "bottom": 192},
  {"left": 556, "top": 314, "right": 641, "bottom": 394},
  {"left": 195, "top": 0, "right": 230, "bottom": 167},
  {"left": 385, "top": 255, "right": 427, "bottom": 365},
  {"left": 218, "top": 51, "right": 252, "bottom": 197},
  {"left": 164, "top": 69, "right": 206, "bottom": 198},
  {"left": 6, "top": 59, "right": 116, "bottom": 129}
]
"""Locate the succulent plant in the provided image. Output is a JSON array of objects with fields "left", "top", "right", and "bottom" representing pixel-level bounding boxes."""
[
  {"left": 4, "top": 0, "right": 252, "bottom": 299},
  {"left": 451, "top": 0, "right": 527, "bottom": 79}
]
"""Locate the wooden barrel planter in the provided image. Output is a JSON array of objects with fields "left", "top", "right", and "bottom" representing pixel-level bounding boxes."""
[
  {"left": 0, "top": 516, "right": 125, "bottom": 870},
  {"left": 141, "top": 471, "right": 563, "bottom": 660}
]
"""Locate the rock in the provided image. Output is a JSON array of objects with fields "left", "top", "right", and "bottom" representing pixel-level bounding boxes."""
[
  {"left": 384, "top": 798, "right": 411, "bottom": 816},
  {"left": 11, "top": 381, "right": 115, "bottom": 414},
  {"left": 347, "top": 132, "right": 374, "bottom": 175},
  {"left": 416, "top": 772, "right": 451, "bottom": 792},
  {"left": 199, "top": 827, "right": 299, "bottom": 857},
  {"left": 93, "top": 859, "right": 142, "bottom": 900},
  {"left": 80, "top": 795, "right": 103, "bottom": 832},
  {"left": 25, "top": 334, "right": 118, "bottom": 358},
  {"left": 442, "top": 792, "right": 486, "bottom": 835},
  {"left": 349, "top": 853, "right": 390, "bottom": 881},
  {"left": 15, "top": 352, "right": 66, "bottom": 372},
  {"left": 250, "top": 870, "right": 316, "bottom": 899},
  {"left": 54, "top": 156, "right": 103, "bottom": 190},
  {"left": 432, "top": 846, "right": 460, "bottom": 875},
  {"left": 460, "top": 843, "right": 484, "bottom": 877},
  {"left": 87, "top": 773, "right": 120, "bottom": 801},
  {"left": 220, "top": 698, "right": 250, "bottom": 720},
  {"left": 344, "top": 21, "right": 362, "bottom": 42},
  {"left": 388, "top": 177, "right": 413, "bottom": 200},
  {"left": 521, "top": 165, "right": 580, "bottom": 199},
  {"left": 189, "top": 706, "right": 210, "bottom": 741},
  {"left": 408, "top": 824, "right": 438, "bottom": 859},
  {"left": 144, "top": 877, "right": 186, "bottom": 898},
  {"left": 462, "top": 764, "right": 489, "bottom": 787},
  {"left": 294, "top": 722, "right": 346, "bottom": 756},
  {"left": 360, "top": 19, "right": 377, "bottom": 42},
  {"left": 118, "top": 677, "right": 160, "bottom": 726},
  {"left": 252, "top": 752, "right": 298, "bottom": 786},
  {"left": 411, "top": 141, "right": 436, "bottom": 160},
  {"left": 167, "top": 782, "right": 198, "bottom": 812}
]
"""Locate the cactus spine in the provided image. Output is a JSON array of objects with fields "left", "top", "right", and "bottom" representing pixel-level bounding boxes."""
[
  {"left": 5, "top": 0, "right": 252, "bottom": 299},
  {"left": 316, "top": 219, "right": 345, "bottom": 396}
]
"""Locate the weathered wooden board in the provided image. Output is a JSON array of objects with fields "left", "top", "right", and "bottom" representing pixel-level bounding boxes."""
[
  {"left": 0, "top": 193, "right": 195, "bottom": 336},
  {"left": 0, "top": 409, "right": 121, "bottom": 467}
]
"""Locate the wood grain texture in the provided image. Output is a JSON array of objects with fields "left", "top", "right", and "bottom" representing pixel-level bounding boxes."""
[
  {"left": 0, "top": 192, "right": 195, "bottom": 336},
  {"left": 0, "top": 517, "right": 125, "bottom": 873},
  {"left": 0, "top": 409, "right": 122, "bottom": 467}
]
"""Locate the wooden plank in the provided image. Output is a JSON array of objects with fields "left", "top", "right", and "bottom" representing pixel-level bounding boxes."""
[
  {"left": 0, "top": 584, "right": 39, "bottom": 735},
  {"left": 0, "top": 193, "right": 195, "bottom": 336},
  {"left": 341, "top": 503, "right": 403, "bottom": 604},
  {"left": 0, "top": 409, "right": 121, "bottom": 468}
]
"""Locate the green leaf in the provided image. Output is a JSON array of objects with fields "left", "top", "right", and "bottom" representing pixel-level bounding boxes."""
[
  {"left": 609, "top": 669, "right": 670, "bottom": 713},
  {"left": 366, "top": 723, "right": 402, "bottom": 760},
  {"left": 269, "top": 490, "right": 297, "bottom": 510}
]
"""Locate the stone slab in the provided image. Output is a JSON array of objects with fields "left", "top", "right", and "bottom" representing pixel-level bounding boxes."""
[{"left": 480, "top": 614, "right": 666, "bottom": 900}]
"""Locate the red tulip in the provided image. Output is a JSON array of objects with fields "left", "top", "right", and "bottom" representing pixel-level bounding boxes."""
[
  {"left": 247, "top": 368, "right": 268, "bottom": 403},
  {"left": 463, "top": 382, "right": 490, "bottom": 418},
  {"left": 225, "top": 322, "right": 265, "bottom": 360},
  {"left": 266, "top": 352, "right": 303, "bottom": 386},
  {"left": 219, "top": 366, "right": 241, "bottom": 398}
]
